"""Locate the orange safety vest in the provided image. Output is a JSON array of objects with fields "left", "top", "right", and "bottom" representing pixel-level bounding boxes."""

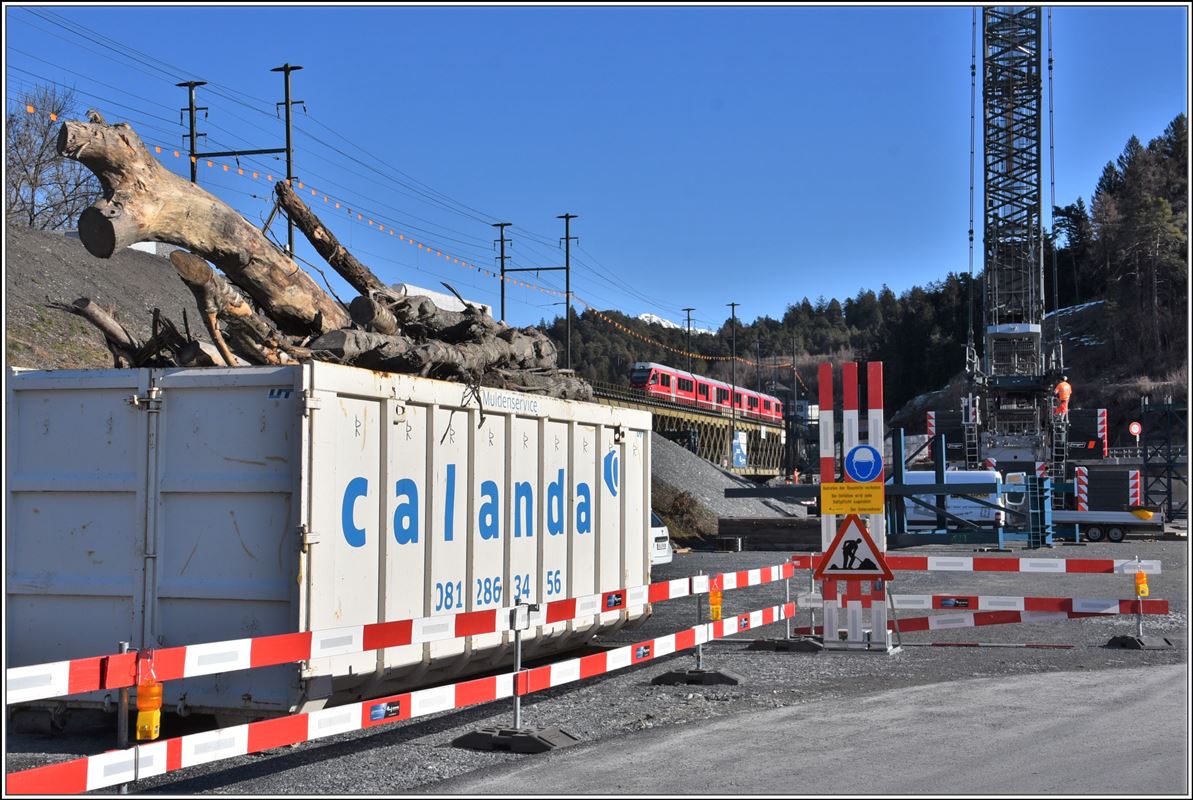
[{"left": 1055, "top": 381, "right": 1072, "bottom": 402}]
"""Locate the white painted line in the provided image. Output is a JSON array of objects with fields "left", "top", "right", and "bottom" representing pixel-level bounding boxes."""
[
  {"left": 892, "top": 595, "right": 932, "bottom": 610},
  {"left": 626, "top": 585, "right": 649, "bottom": 608},
  {"left": 668, "top": 578, "right": 690, "bottom": 599},
  {"left": 574, "top": 594, "right": 601, "bottom": 617},
  {"left": 690, "top": 575, "right": 710, "bottom": 594},
  {"left": 653, "top": 634, "right": 676, "bottom": 657},
  {"left": 86, "top": 749, "right": 137, "bottom": 792},
  {"left": 929, "top": 614, "right": 975, "bottom": 630},
  {"left": 307, "top": 703, "right": 361, "bottom": 740}
]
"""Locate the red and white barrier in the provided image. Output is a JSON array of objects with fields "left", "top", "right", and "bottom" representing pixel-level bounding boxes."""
[
  {"left": 789, "top": 597, "right": 1167, "bottom": 638},
  {"left": 1074, "top": 466, "right": 1089, "bottom": 511},
  {"left": 890, "top": 594, "right": 1169, "bottom": 614},
  {"left": 7, "top": 563, "right": 795, "bottom": 706},
  {"left": 1035, "top": 461, "right": 1048, "bottom": 479},
  {"left": 6, "top": 602, "right": 796, "bottom": 795},
  {"left": 791, "top": 554, "right": 1161, "bottom": 575}
]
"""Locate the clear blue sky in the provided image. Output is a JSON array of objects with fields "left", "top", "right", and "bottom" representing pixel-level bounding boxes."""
[{"left": 4, "top": 4, "right": 1188, "bottom": 334}]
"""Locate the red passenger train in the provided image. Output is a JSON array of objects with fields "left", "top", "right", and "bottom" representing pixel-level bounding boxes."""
[{"left": 628, "top": 362, "right": 784, "bottom": 422}]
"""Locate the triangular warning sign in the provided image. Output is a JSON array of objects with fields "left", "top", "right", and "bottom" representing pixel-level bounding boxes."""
[{"left": 814, "top": 514, "right": 894, "bottom": 581}]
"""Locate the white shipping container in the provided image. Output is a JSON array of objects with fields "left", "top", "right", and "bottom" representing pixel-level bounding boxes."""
[{"left": 5, "top": 362, "right": 652, "bottom": 721}]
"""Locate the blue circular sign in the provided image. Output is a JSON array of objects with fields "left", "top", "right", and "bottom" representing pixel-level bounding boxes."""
[{"left": 844, "top": 445, "right": 884, "bottom": 483}]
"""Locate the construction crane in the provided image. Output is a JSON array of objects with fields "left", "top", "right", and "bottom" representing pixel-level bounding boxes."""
[{"left": 963, "top": 6, "right": 1065, "bottom": 477}]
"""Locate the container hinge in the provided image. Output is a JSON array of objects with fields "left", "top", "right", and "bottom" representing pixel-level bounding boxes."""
[
  {"left": 126, "top": 386, "right": 163, "bottom": 413},
  {"left": 302, "top": 390, "right": 322, "bottom": 417},
  {"left": 299, "top": 524, "right": 320, "bottom": 550}
]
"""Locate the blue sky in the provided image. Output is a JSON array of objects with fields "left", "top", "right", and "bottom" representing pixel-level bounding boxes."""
[{"left": 4, "top": 4, "right": 1188, "bottom": 333}]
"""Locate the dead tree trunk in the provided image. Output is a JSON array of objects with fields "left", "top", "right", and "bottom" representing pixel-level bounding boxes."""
[
  {"left": 276, "top": 181, "right": 394, "bottom": 299},
  {"left": 56, "top": 113, "right": 349, "bottom": 336},
  {"left": 47, "top": 297, "right": 140, "bottom": 366},
  {"left": 169, "top": 250, "right": 295, "bottom": 365}
]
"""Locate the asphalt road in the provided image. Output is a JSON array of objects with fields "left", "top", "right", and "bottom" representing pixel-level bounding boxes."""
[{"left": 430, "top": 664, "right": 1189, "bottom": 795}]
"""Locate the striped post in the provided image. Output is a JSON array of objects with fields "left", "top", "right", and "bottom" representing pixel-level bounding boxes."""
[
  {"left": 818, "top": 362, "right": 838, "bottom": 640},
  {"left": 866, "top": 361, "right": 889, "bottom": 648},
  {"left": 1128, "top": 469, "right": 1142, "bottom": 507},
  {"left": 1097, "top": 409, "right": 1108, "bottom": 457},
  {"left": 1073, "top": 466, "right": 1088, "bottom": 511},
  {"left": 840, "top": 363, "right": 862, "bottom": 646}
]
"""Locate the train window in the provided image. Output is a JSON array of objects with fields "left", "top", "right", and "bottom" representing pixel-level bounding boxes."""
[
  {"left": 748, "top": 396, "right": 759, "bottom": 409},
  {"left": 763, "top": 400, "right": 771, "bottom": 411},
  {"left": 678, "top": 378, "right": 693, "bottom": 392},
  {"left": 660, "top": 374, "right": 671, "bottom": 388},
  {"left": 734, "top": 393, "right": 742, "bottom": 405},
  {"left": 716, "top": 388, "right": 729, "bottom": 403},
  {"left": 649, "top": 372, "right": 660, "bottom": 385},
  {"left": 698, "top": 384, "right": 709, "bottom": 398}
]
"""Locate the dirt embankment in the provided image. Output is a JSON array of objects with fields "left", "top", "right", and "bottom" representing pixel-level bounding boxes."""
[{"left": 5, "top": 225, "right": 212, "bottom": 370}]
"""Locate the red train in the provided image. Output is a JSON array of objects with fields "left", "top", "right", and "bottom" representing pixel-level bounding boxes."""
[{"left": 628, "top": 362, "right": 784, "bottom": 422}]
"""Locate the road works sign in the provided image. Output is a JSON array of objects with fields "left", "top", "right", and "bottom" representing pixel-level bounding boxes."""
[
  {"left": 814, "top": 514, "right": 894, "bottom": 581},
  {"left": 820, "top": 482, "right": 884, "bottom": 515}
]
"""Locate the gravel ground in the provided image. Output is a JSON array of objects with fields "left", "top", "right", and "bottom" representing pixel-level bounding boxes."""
[
  {"left": 5, "top": 540, "right": 1186, "bottom": 795},
  {"left": 651, "top": 432, "right": 807, "bottom": 521}
]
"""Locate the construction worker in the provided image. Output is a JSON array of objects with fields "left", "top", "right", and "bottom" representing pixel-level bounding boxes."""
[{"left": 1054, "top": 375, "right": 1072, "bottom": 420}]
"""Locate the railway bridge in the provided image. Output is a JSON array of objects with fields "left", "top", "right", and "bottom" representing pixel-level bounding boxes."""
[{"left": 589, "top": 382, "right": 786, "bottom": 478}]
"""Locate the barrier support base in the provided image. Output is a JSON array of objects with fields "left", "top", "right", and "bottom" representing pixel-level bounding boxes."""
[
  {"left": 746, "top": 636, "right": 824, "bottom": 654},
  {"left": 452, "top": 727, "right": 581, "bottom": 754},
  {"left": 651, "top": 668, "right": 743, "bottom": 686},
  {"left": 1105, "top": 635, "right": 1175, "bottom": 651}
]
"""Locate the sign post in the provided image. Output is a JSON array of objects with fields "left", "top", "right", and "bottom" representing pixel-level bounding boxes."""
[{"left": 1129, "top": 420, "right": 1142, "bottom": 450}]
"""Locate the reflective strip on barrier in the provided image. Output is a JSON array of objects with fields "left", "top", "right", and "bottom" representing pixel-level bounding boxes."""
[
  {"left": 7, "top": 602, "right": 795, "bottom": 795},
  {"left": 790, "top": 555, "right": 1162, "bottom": 575},
  {"left": 7, "top": 561, "right": 797, "bottom": 705}
]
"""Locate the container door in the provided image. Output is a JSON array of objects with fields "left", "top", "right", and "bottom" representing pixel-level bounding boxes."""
[
  {"left": 151, "top": 367, "right": 302, "bottom": 714},
  {"left": 304, "top": 379, "right": 384, "bottom": 683},
  {"left": 597, "top": 425, "right": 624, "bottom": 626},
  {"left": 539, "top": 419, "right": 571, "bottom": 642},
  {"left": 509, "top": 416, "right": 542, "bottom": 643},
  {"left": 468, "top": 411, "right": 507, "bottom": 658},
  {"left": 379, "top": 400, "right": 428, "bottom": 677},
  {"left": 569, "top": 423, "right": 598, "bottom": 636},
  {"left": 426, "top": 406, "right": 469, "bottom": 665},
  {"left": 6, "top": 370, "right": 150, "bottom": 682},
  {"left": 623, "top": 429, "right": 648, "bottom": 588}
]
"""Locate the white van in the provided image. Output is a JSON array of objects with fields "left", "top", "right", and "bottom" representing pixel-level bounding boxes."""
[
  {"left": 903, "top": 470, "right": 1006, "bottom": 529},
  {"left": 650, "top": 511, "right": 674, "bottom": 565}
]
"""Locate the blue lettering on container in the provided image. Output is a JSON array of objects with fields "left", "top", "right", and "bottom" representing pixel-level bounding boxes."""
[
  {"left": 479, "top": 480, "right": 500, "bottom": 540},
  {"left": 444, "top": 464, "right": 456, "bottom": 542},
  {"left": 547, "top": 468, "right": 565, "bottom": 536},
  {"left": 393, "top": 478, "right": 419, "bottom": 544},
  {"left": 576, "top": 483, "right": 592, "bottom": 534},
  {"left": 514, "top": 481, "right": 535, "bottom": 538},
  {"left": 342, "top": 476, "right": 368, "bottom": 548}
]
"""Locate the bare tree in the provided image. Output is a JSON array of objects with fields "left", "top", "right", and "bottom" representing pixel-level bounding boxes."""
[{"left": 6, "top": 84, "right": 100, "bottom": 230}]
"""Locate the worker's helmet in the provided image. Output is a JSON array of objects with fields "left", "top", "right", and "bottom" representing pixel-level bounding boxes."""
[{"left": 1062, "top": 375, "right": 1068, "bottom": 381}]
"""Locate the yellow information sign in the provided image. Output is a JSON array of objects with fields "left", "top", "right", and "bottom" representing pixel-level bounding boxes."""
[{"left": 820, "top": 482, "right": 885, "bottom": 515}]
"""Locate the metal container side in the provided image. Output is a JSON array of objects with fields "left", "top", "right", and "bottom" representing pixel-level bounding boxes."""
[{"left": 6, "top": 362, "right": 651, "bottom": 720}]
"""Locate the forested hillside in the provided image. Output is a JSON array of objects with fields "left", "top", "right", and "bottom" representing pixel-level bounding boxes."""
[{"left": 545, "top": 114, "right": 1188, "bottom": 427}]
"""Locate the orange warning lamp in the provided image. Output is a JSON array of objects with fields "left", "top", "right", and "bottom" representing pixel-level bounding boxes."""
[
  {"left": 135, "top": 652, "right": 163, "bottom": 741},
  {"left": 709, "top": 576, "right": 723, "bottom": 622},
  {"left": 1135, "top": 571, "right": 1149, "bottom": 598}
]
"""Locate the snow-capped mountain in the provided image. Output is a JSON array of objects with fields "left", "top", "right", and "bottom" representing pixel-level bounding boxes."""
[{"left": 637, "top": 313, "right": 716, "bottom": 336}]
